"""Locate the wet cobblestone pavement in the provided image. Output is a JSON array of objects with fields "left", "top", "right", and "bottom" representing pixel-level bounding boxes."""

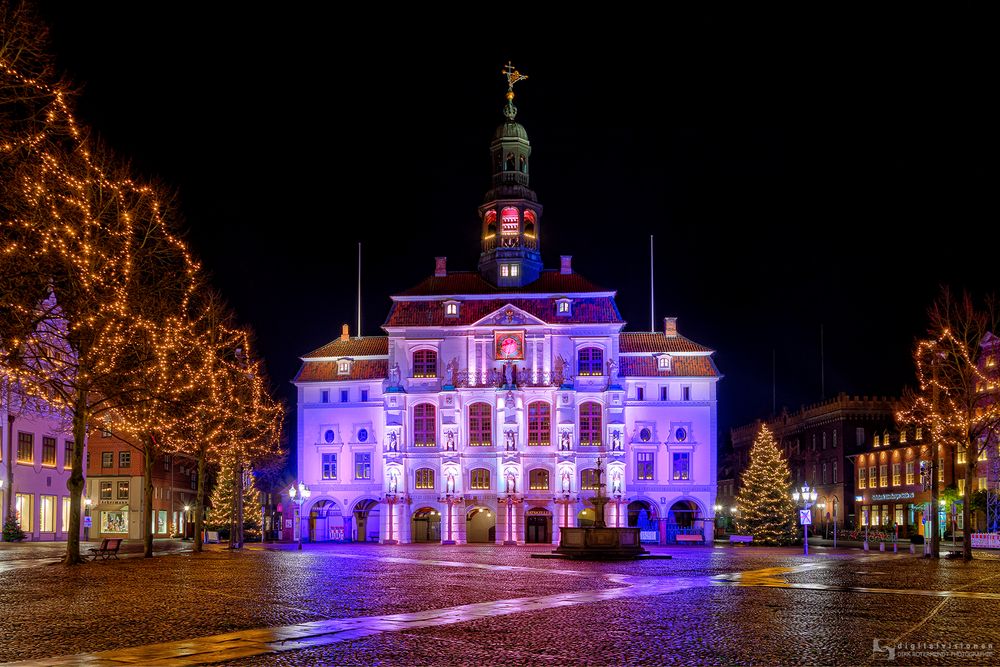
[{"left": 2, "top": 543, "right": 999, "bottom": 666}]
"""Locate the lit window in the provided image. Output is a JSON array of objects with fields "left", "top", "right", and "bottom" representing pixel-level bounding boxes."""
[
  {"left": 905, "top": 461, "right": 914, "bottom": 485},
  {"left": 858, "top": 467, "right": 866, "bottom": 489},
  {"left": 957, "top": 449, "right": 967, "bottom": 464},
  {"left": 100, "top": 481, "right": 112, "bottom": 500},
  {"left": 42, "top": 437, "right": 56, "bottom": 467},
  {"left": 558, "top": 301, "right": 569, "bottom": 313},
  {"left": 444, "top": 302, "right": 459, "bottom": 317},
  {"left": 915, "top": 428, "right": 922, "bottom": 441},
  {"left": 117, "top": 481, "right": 129, "bottom": 500},
  {"left": 580, "top": 469, "right": 599, "bottom": 490},
  {"left": 579, "top": 402, "right": 602, "bottom": 446},
  {"left": 413, "top": 349, "right": 437, "bottom": 378},
  {"left": 13, "top": 494, "right": 31, "bottom": 531},
  {"left": 958, "top": 478, "right": 966, "bottom": 496},
  {"left": 468, "top": 403, "right": 492, "bottom": 446},
  {"left": 578, "top": 347, "right": 603, "bottom": 376},
  {"left": 470, "top": 468, "right": 491, "bottom": 490},
  {"left": 414, "top": 404, "right": 436, "bottom": 446},
  {"left": 355, "top": 453, "right": 372, "bottom": 480},
  {"left": 510, "top": 264, "right": 519, "bottom": 277},
  {"left": 413, "top": 468, "right": 435, "bottom": 490},
  {"left": 337, "top": 360, "right": 351, "bottom": 375},
  {"left": 899, "top": 431, "right": 907, "bottom": 444},
  {"left": 880, "top": 464, "right": 888, "bottom": 487},
  {"left": 657, "top": 355, "right": 671, "bottom": 371},
  {"left": 938, "top": 458, "right": 944, "bottom": 482},
  {"left": 527, "top": 402, "right": 550, "bottom": 445},
  {"left": 874, "top": 434, "right": 880, "bottom": 447},
  {"left": 978, "top": 476, "right": 988, "bottom": 491},
  {"left": 672, "top": 453, "right": 690, "bottom": 481},
  {"left": 322, "top": 453, "right": 337, "bottom": 480},
  {"left": 883, "top": 432, "right": 890, "bottom": 446},
  {"left": 64, "top": 441, "right": 73, "bottom": 470},
  {"left": 17, "top": 432, "right": 33, "bottom": 464},
  {"left": 637, "top": 452, "right": 654, "bottom": 481},
  {"left": 529, "top": 469, "right": 549, "bottom": 490},
  {"left": 500, "top": 264, "right": 510, "bottom": 277},
  {"left": 892, "top": 463, "right": 901, "bottom": 486}
]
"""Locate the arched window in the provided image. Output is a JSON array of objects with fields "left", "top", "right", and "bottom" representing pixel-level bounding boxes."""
[
  {"left": 529, "top": 469, "right": 549, "bottom": 490},
  {"left": 468, "top": 402, "right": 492, "bottom": 446},
  {"left": 484, "top": 210, "right": 497, "bottom": 238},
  {"left": 579, "top": 402, "right": 602, "bottom": 446},
  {"left": 413, "top": 349, "right": 437, "bottom": 378},
  {"left": 519, "top": 155, "right": 527, "bottom": 173},
  {"left": 470, "top": 468, "right": 491, "bottom": 490},
  {"left": 413, "top": 404, "right": 436, "bottom": 447},
  {"left": 523, "top": 210, "right": 536, "bottom": 237},
  {"left": 580, "top": 468, "right": 599, "bottom": 490},
  {"left": 505, "top": 152, "right": 515, "bottom": 171},
  {"left": 415, "top": 468, "right": 435, "bottom": 489},
  {"left": 578, "top": 347, "right": 603, "bottom": 376},
  {"left": 527, "top": 401, "right": 550, "bottom": 446}
]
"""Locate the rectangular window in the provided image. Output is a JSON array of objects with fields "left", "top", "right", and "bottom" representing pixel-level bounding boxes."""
[
  {"left": 117, "top": 481, "right": 129, "bottom": 500},
  {"left": 17, "top": 432, "right": 33, "bottom": 464},
  {"left": 527, "top": 402, "right": 550, "bottom": 446},
  {"left": 101, "top": 511, "right": 128, "bottom": 534},
  {"left": 510, "top": 264, "right": 519, "bottom": 277},
  {"left": 100, "top": 481, "right": 112, "bottom": 500},
  {"left": 445, "top": 302, "right": 459, "bottom": 316},
  {"left": 338, "top": 360, "right": 351, "bottom": 375},
  {"left": 361, "top": 389, "right": 369, "bottom": 402},
  {"left": 340, "top": 389, "right": 349, "bottom": 403},
  {"left": 64, "top": 441, "right": 73, "bottom": 470},
  {"left": 856, "top": 427, "right": 865, "bottom": 447},
  {"left": 413, "top": 350, "right": 437, "bottom": 378},
  {"left": 39, "top": 495, "right": 56, "bottom": 532},
  {"left": 861, "top": 506, "right": 869, "bottom": 526},
  {"left": 119, "top": 451, "right": 131, "bottom": 468},
  {"left": 858, "top": 467, "right": 866, "bottom": 489},
  {"left": 660, "top": 386, "right": 668, "bottom": 401},
  {"left": 322, "top": 453, "right": 337, "bottom": 480},
  {"left": 321, "top": 390, "right": 329, "bottom": 403},
  {"left": 468, "top": 403, "right": 493, "bottom": 446},
  {"left": 355, "top": 453, "right": 372, "bottom": 480},
  {"left": 906, "top": 461, "right": 915, "bottom": 485},
  {"left": 529, "top": 469, "right": 549, "bottom": 490},
  {"left": 42, "top": 437, "right": 57, "bottom": 467},
  {"left": 470, "top": 469, "right": 490, "bottom": 490},
  {"left": 637, "top": 452, "right": 655, "bottom": 481},
  {"left": 879, "top": 464, "right": 888, "bottom": 488},
  {"left": 978, "top": 447, "right": 987, "bottom": 462},
  {"left": 62, "top": 497, "right": 71, "bottom": 532},
  {"left": 895, "top": 505, "right": 904, "bottom": 527},
  {"left": 915, "top": 427, "right": 923, "bottom": 440},
  {"left": 892, "top": 463, "right": 901, "bottom": 486},
  {"left": 682, "top": 386, "right": 691, "bottom": 401},
  {"left": 672, "top": 453, "right": 690, "bottom": 481},
  {"left": 833, "top": 461, "right": 838, "bottom": 484},
  {"left": 415, "top": 468, "right": 435, "bottom": 489},
  {"left": 881, "top": 505, "right": 889, "bottom": 527},
  {"left": 102, "top": 452, "right": 113, "bottom": 468},
  {"left": 500, "top": 264, "right": 509, "bottom": 277},
  {"left": 869, "top": 466, "right": 876, "bottom": 488},
  {"left": 957, "top": 449, "right": 967, "bottom": 464},
  {"left": 14, "top": 493, "right": 33, "bottom": 532},
  {"left": 164, "top": 455, "right": 171, "bottom": 472},
  {"left": 636, "top": 386, "right": 644, "bottom": 401},
  {"left": 832, "top": 430, "right": 838, "bottom": 448},
  {"left": 958, "top": 478, "right": 966, "bottom": 495},
  {"left": 938, "top": 458, "right": 944, "bottom": 482},
  {"left": 978, "top": 476, "right": 988, "bottom": 491},
  {"left": 580, "top": 469, "right": 599, "bottom": 490}
]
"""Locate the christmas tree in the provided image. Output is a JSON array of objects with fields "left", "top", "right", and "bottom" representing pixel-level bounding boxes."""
[
  {"left": 207, "top": 460, "right": 262, "bottom": 541},
  {"left": 3, "top": 516, "right": 26, "bottom": 542},
  {"left": 735, "top": 424, "right": 797, "bottom": 545}
]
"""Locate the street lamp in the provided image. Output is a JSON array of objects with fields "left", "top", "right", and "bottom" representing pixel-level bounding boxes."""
[
  {"left": 816, "top": 501, "right": 827, "bottom": 539},
  {"left": 183, "top": 505, "right": 191, "bottom": 540},
  {"left": 288, "top": 482, "right": 311, "bottom": 550},
  {"left": 791, "top": 483, "right": 818, "bottom": 556}
]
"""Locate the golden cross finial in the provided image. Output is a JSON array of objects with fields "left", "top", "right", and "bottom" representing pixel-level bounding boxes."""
[{"left": 501, "top": 61, "right": 528, "bottom": 120}]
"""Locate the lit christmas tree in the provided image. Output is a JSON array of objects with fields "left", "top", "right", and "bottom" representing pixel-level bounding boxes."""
[
  {"left": 207, "top": 460, "right": 262, "bottom": 542},
  {"left": 735, "top": 424, "right": 797, "bottom": 545}
]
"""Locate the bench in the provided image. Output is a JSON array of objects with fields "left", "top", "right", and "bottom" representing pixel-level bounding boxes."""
[
  {"left": 88, "top": 538, "right": 123, "bottom": 561},
  {"left": 676, "top": 534, "right": 705, "bottom": 543},
  {"left": 730, "top": 535, "right": 754, "bottom": 545}
]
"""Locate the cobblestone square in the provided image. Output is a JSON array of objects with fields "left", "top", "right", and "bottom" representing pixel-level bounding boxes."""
[{"left": 2, "top": 542, "right": 999, "bottom": 666}]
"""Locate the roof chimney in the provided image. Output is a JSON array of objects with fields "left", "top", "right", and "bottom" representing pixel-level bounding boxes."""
[
  {"left": 435, "top": 257, "right": 447, "bottom": 277},
  {"left": 664, "top": 317, "right": 678, "bottom": 338},
  {"left": 560, "top": 255, "right": 573, "bottom": 275},
  {"left": 341, "top": 323, "right": 350, "bottom": 341}
]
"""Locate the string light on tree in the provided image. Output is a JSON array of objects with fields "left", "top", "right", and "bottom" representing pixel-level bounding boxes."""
[{"left": 734, "top": 425, "right": 797, "bottom": 545}]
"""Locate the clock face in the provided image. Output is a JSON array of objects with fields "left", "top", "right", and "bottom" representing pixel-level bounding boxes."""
[{"left": 494, "top": 330, "right": 525, "bottom": 360}]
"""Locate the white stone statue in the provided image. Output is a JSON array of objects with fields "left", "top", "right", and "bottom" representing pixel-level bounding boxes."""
[
  {"left": 388, "top": 362, "right": 401, "bottom": 387},
  {"left": 445, "top": 430, "right": 456, "bottom": 451},
  {"left": 504, "top": 429, "right": 516, "bottom": 451},
  {"left": 388, "top": 431, "right": 398, "bottom": 452},
  {"left": 560, "top": 430, "right": 571, "bottom": 451},
  {"left": 387, "top": 470, "right": 398, "bottom": 493},
  {"left": 612, "top": 470, "right": 623, "bottom": 494},
  {"left": 446, "top": 472, "right": 456, "bottom": 494},
  {"left": 611, "top": 430, "right": 622, "bottom": 451},
  {"left": 561, "top": 470, "right": 571, "bottom": 493}
]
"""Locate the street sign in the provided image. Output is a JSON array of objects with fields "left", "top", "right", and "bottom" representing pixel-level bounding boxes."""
[
  {"left": 83, "top": 516, "right": 92, "bottom": 528},
  {"left": 799, "top": 510, "right": 812, "bottom": 525}
]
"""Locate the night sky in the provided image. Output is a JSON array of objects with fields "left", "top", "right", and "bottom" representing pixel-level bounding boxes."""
[{"left": 34, "top": 5, "right": 995, "bottom": 453}]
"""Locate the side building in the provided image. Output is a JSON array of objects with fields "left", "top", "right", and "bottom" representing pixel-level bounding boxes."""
[
  {"left": 84, "top": 430, "right": 198, "bottom": 541},
  {"left": 292, "top": 86, "right": 721, "bottom": 546}
]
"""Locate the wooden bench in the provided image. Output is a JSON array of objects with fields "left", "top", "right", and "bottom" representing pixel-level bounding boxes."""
[
  {"left": 88, "top": 538, "right": 123, "bottom": 561},
  {"left": 676, "top": 534, "right": 705, "bottom": 543},
  {"left": 730, "top": 535, "right": 754, "bottom": 545}
]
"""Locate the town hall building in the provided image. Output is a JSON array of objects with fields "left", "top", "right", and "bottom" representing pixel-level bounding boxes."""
[{"left": 293, "top": 70, "right": 721, "bottom": 546}]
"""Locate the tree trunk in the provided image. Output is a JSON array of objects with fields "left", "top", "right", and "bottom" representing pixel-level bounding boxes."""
[
  {"left": 143, "top": 434, "right": 155, "bottom": 558},
  {"left": 964, "top": 443, "right": 974, "bottom": 561},
  {"left": 931, "top": 452, "right": 940, "bottom": 559},
  {"left": 63, "top": 394, "right": 88, "bottom": 565},
  {"left": 5, "top": 412, "right": 14, "bottom": 526},
  {"left": 232, "top": 453, "right": 244, "bottom": 549},
  {"left": 194, "top": 446, "right": 205, "bottom": 553}
]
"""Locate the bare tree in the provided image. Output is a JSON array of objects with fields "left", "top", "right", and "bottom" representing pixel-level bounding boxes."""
[{"left": 898, "top": 289, "right": 1000, "bottom": 561}]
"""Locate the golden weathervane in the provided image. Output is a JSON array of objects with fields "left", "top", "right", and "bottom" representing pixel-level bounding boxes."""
[{"left": 502, "top": 61, "right": 528, "bottom": 120}]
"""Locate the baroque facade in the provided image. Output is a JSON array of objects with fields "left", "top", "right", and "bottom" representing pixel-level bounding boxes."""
[{"left": 293, "top": 90, "right": 720, "bottom": 545}]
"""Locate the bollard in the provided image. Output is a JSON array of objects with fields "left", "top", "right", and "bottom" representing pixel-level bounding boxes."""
[
  {"left": 879, "top": 542, "right": 885, "bottom": 552},
  {"left": 910, "top": 544, "right": 915, "bottom": 554},
  {"left": 863, "top": 540, "right": 869, "bottom": 552},
  {"left": 893, "top": 542, "right": 897, "bottom": 554}
]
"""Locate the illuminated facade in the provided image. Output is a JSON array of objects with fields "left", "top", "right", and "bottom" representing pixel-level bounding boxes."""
[{"left": 293, "top": 86, "right": 720, "bottom": 545}]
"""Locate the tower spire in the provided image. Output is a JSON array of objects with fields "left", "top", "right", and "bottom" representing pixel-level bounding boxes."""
[{"left": 502, "top": 61, "right": 528, "bottom": 120}]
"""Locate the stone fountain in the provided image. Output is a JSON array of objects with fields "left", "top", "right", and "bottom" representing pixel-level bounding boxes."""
[{"left": 536, "top": 457, "right": 660, "bottom": 561}]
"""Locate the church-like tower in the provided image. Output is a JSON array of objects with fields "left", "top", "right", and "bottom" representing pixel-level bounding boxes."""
[{"left": 477, "top": 64, "right": 543, "bottom": 287}]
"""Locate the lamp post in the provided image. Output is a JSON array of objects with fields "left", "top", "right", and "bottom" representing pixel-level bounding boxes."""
[
  {"left": 84, "top": 497, "right": 92, "bottom": 541},
  {"left": 288, "top": 482, "right": 311, "bottom": 550},
  {"left": 816, "top": 501, "right": 827, "bottom": 538},
  {"left": 502, "top": 493, "right": 523, "bottom": 545},
  {"left": 792, "top": 483, "right": 818, "bottom": 556},
  {"left": 713, "top": 504, "right": 723, "bottom": 536},
  {"left": 183, "top": 505, "right": 190, "bottom": 540}
]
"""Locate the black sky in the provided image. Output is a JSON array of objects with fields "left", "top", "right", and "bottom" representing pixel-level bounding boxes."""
[{"left": 34, "top": 4, "right": 996, "bottom": 450}]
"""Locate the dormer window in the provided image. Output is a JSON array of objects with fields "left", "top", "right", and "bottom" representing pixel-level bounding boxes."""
[
  {"left": 500, "top": 264, "right": 519, "bottom": 278},
  {"left": 556, "top": 298, "right": 572, "bottom": 317},
  {"left": 337, "top": 359, "right": 351, "bottom": 375},
  {"left": 444, "top": 301, "right": 460, "bottom": 318},
  {"left": 657, "top": 354, "right": 672, "bottom": 371}
]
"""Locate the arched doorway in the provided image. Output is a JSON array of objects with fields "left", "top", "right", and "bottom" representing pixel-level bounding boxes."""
[
  {"left": 525, "top": 507, "right": 552, "bottom": 543},
  {"left": 410, "top": 507, "right": 441, "bottom": 543},
  {"left": 309, "top": 499, "right": 344, "bottom": 542},
  {"left": 466, "top": 506, "right": 495, "bottom": 543},
  {"left": 353, "top": 499, "right": 381, "bottom": 543},
  {"left": 665, "top": 500, "right": 701, "bottom": 543},
  {"left": 577, "top": 508, "right": 595, "bottom": 527},
  {"left": 627, "top": 500, "right": 659, "bottom": 543}
]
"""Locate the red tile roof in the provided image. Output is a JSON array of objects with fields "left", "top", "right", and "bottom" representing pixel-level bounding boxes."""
[
  {"left": 384, "top": 297, "right": 623, "bottom": 327},
  {"left": 619, "top": 356, "right": 720, "bottom": 378},
  {"left": 619, "top": 332, "right": 713, "bottom": 353},
  {"left": 294, "top": 359, "right": 389, "bottom": 383},
  {"left": 396, "top": 270, "right": 610, "bottom": 297},
  {"left": 303, "top": 336, "right": 389, "bottom": 359}
]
